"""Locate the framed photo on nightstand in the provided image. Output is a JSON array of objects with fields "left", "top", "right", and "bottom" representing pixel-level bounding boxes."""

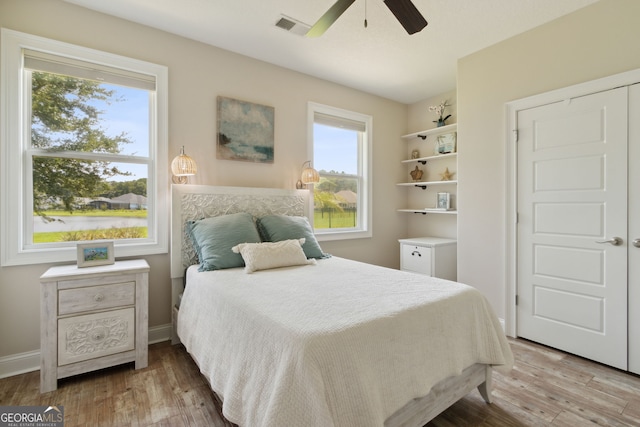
[{"left": 77, "top": 241, "right": 114, "bottom": 268}]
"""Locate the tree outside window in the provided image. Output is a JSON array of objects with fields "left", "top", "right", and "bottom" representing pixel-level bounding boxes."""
[{"left": 29, "top": 70, "right": 150, "bottom": 244}]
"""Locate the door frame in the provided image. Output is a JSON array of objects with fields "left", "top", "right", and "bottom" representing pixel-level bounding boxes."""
[
  {"left": 629, "top": 83, "right": 640, "bottom": 374},
  {"left": 504, "top": 68, "right": 640, "bottom": 338}
]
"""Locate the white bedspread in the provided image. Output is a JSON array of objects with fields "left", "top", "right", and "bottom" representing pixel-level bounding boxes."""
[{"left": 178, "top": 257, "right": 513, "bottom": 427}]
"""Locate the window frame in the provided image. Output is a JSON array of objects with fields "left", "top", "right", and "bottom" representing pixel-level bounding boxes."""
[
  {"left": 307, "top": 102, "right": 372, "bottom": 241},
  {"left": 1, "top": 29, "right": 168, "bottom": 266}
]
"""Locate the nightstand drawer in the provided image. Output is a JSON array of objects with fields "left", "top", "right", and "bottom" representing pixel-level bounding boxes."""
[
  {"left": 58, "top": 281, "right": 135, "bottom": 316},
  {"left": 401, "top": 244, "right": 432, "bottom": 275},
  {"left": 58, "top": 307, "right": 135, "bottom": 366}
]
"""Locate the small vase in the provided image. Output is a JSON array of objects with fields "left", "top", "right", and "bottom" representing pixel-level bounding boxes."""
[{"left": 437, "top": 120, "right": 446, "bottom": 127}]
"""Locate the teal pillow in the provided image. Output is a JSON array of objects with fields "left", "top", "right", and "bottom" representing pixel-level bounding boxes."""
[
  {"left": 257, "top": 215, "right": 330, "bottom": 259},
  {"left": 187, "top": 213, "right": 261, "bottom": 271}
]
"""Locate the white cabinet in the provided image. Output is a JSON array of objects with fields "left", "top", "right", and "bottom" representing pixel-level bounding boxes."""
[
  {"left": 398, "top": 123, "right": 457, "bottom": 214},
  {"left": 399, "top": 237, "right": 457, "bottom": 280},
  {"left": 40, "top": 259, "right": 149, "bottom": 393}
]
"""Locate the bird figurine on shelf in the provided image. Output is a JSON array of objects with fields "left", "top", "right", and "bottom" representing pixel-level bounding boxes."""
[
  {"left": 440, "top": 167, "right": 455, "bottom": 181},
  {"left": 410, "top": 166, "right": 424, "bottom": 182}
]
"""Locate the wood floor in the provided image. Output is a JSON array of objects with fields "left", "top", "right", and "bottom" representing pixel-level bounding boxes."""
[{"left": 1, "top": 338, "right": 639, "bottom": 426}]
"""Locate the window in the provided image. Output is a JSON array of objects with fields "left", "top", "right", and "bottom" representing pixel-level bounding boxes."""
[
  {"left": 1, "top": 29, "right": 168, "bottom": 266},
  {"left": 308, "top": 102, "right": 372, "bottom": 240}
]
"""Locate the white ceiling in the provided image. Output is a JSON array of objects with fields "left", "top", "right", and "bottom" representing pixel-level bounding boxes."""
[{"left": 63, "top": 0, "right": 599, "bottom": 104}]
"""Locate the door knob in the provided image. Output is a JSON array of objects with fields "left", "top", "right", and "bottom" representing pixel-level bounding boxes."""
[
  {"left": 595, "top": 237, "right": 623, "bottom": 246},
  {"left": 633, "top": 238, "right": 640, "bottom": 248}
]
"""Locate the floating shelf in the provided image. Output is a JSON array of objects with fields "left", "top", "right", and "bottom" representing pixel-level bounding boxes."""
[
  {"left": 397, "top": 180, "right": 457, "bottom": 188},
  {"left": 401, "top": 152, "right": 457, "bottom": 164},
  {"left": 402, "top": 123, "right": 457, "bottom": 140},
  {"left": 398, "top": 209, "right": 458, "bottom": 215}
]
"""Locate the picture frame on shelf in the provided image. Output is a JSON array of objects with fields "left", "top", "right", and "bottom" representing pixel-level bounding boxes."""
[
  {"left": 436, "top": 192, "right": 451, "bottom": 210},
  {"left": 77, "top": 241, "right": 114, "bottom": 268},
  {"left": 435, "top": 132, "right": 457, "bottom": 155}
]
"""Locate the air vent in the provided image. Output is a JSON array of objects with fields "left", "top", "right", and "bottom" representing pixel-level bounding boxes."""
[{"left": 275, "top": 15, "right": 310, "bottom": 36}]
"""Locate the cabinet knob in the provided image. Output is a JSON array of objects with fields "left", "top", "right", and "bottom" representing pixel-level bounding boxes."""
[
  {"left": 94, "top": 293, "right": 105, "bottom": 302},
  {"left": 411, "top": 250, "right": 422, "bottom": 257}
]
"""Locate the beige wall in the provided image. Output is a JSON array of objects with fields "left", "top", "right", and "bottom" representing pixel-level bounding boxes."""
[
  {"left": 455, "top": 0, "right": 640, "bottom": 319},
  {"left": 0, "top": 0, "right": 407, "bottom": 359}
]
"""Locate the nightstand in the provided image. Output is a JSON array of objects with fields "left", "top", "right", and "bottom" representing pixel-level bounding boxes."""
[
  {"left": 399, "top": 237, "right": 457, "bottom": 280},
  {"left": 40, "top": 259, "right": 149, "bottom": 393}
]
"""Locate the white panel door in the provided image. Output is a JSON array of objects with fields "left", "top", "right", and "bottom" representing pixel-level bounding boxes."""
[{"left": 517, "top": 87, "right": 628, "bottom": 369}]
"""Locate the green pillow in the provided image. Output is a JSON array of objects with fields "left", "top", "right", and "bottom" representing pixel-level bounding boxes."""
[
  {"left": 257, "top": 215, "right": 330, "bottom": 259},
  {"left": 187, "top": 213, "right": 261, "bottom": 271}
]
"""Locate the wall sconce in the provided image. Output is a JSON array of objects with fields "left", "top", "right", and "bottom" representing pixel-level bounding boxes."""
[
  {"left": 296, "top": 160, "right": 320, "bottom": 189},
  {"left": 171, "top": 146, "right": 198, "bottom": 184}
]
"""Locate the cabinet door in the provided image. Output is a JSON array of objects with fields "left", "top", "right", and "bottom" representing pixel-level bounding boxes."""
[
  {"left": 58, "top": 307, "right": 135, "bottom": 365},
  {"left": 401, "top": 244, "right": 432, "bottom": 275}
]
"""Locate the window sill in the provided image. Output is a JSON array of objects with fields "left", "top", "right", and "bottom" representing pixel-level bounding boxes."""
[
  {"left": 315, "top": 229, "right": 372, "bottom": 242},
  {"left": 1, "top": 240, "right": 167, "bottom": 267}
]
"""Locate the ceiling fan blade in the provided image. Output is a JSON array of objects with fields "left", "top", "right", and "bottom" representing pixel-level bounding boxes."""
[
  {"left": 306, "top": 0, "right": 356, "bottom": 37},
  {"left": 383, "top": 0, "right": 428, "bottom": 34}
]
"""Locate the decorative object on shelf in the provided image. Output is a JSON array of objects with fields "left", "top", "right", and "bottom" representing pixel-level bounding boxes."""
[
  {"left": 76, "top": 240, "right": 114, "bottom": 268},
  {"left": 436, "top": 132, "right": 457, "bottom": 154},
  {"left": 295, "top": 160, "right": 320, "bottom": 189},
  {"left": 171, "top": 146, "right": 198, "bottom": 184},
  {"left": 437, "top": 192, "right": 451, "bottom": 210},
  {"left": 410, "top": 165, "right": 424, "bottom": 182},
  {"left": 411, "top": 149, "right": 420, "bottom": 159},
  {"left": 429, "top": 101, "right": 451, "bottom": 127},
  {"left": 439, "top": 167, "right": 455, "bottom": 181},
  {"left": 217, "top": 96, "right": 275, "bottom": 163}
]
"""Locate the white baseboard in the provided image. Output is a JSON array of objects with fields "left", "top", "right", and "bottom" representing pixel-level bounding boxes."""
[
  {"left": 0, "top": 349, "right": 40, "bottom": 379},
  {"left": 149, "top": 323, "right": 172, "bottom": 345},
  {"left": 0, "top": 323, "right": 172, "bottom": 380}
]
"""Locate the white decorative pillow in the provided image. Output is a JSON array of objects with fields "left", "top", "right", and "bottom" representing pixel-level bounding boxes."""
[{"left": 231, "top": 238, "right": 317, "bottom": 273}]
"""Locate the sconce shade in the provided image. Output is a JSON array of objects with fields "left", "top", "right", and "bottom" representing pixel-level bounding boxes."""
[
  {"left": 171, "top": 146, "right": 197, "bottom": 184},
  {"left": 295, "top": 160, "right": 320, "bottom": 189},
  {"left": 301, "top": 165, "right": 320, "bottom": 184},
  {"left": 171, "top": 146, "right": 198, "bottom": 176}
]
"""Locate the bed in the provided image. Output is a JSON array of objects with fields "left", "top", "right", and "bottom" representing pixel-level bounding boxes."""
[{"left": 170, "top": 184, "right": 513, "bottom": 427}]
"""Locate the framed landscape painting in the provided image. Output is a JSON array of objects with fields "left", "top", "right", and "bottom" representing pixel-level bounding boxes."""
[{"left": 216, "top": 96, "right": 275, "bottom": 163}]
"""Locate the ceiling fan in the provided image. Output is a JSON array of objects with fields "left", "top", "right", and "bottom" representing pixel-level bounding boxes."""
[{"left": 306, "top": 0, "right": 427, "bottom": 37}]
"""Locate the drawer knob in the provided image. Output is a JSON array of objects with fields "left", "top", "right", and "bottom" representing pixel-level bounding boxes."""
[
  {"left": 94, "top": 293, "right": 105, "bottom": 302},
  {"left": 411, "top": 250, "right": 422, "bottom": 257}
]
